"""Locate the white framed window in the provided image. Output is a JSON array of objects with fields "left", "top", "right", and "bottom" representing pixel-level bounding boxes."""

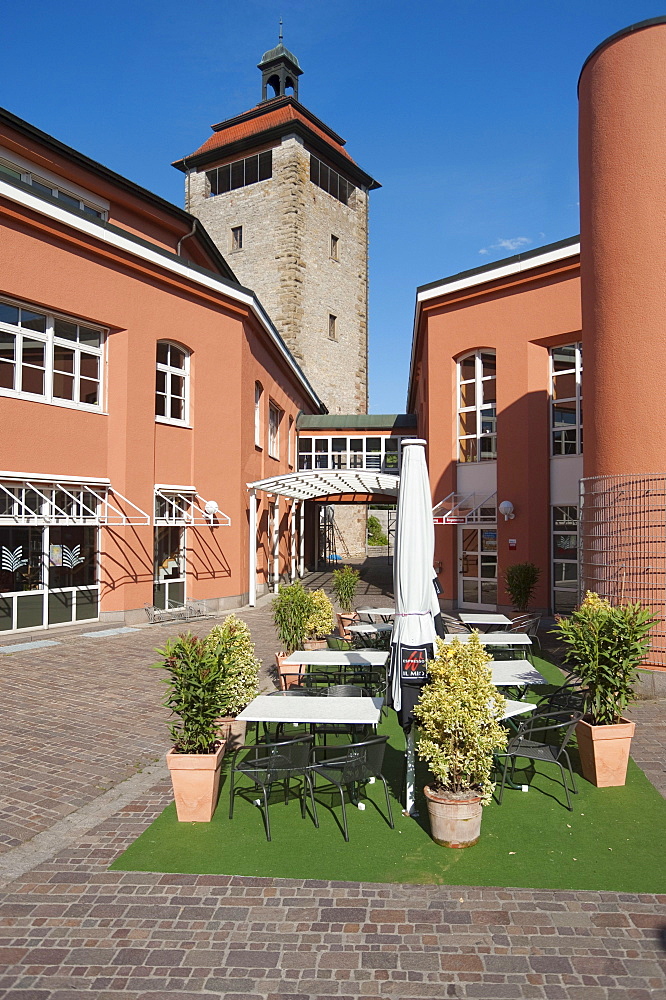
[
  {"left": 0, "top": 157, "right": 107, "bottom": 220},
  {"left": 155, "top": 342, "right": 189, "bottom": 425},
  {"left": 298, "top": 435, "right": 404, "bottom": 473},
  {"left": 254, "top": 382, "right": 263, "bottom": 449},
  {"left": 552, "top": 505, "right": 579, "bottom": 613},
  {"left": 287, "top": 415, "right": 294, "bottom": 467},
  {"left": 0, "top": 299, "right": 103, "bottom": 410},
  {"left": 550, "top": 342, "right": 583, "bottom": 455},
  {"left": 457, "top": 350, "right": 496, "bottom": 462},
  {"left": 268, "top": 401, "right": 282, "bottom": 459}
]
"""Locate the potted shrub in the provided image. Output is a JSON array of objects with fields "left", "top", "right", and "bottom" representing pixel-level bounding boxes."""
[
  {"left": 204, "top": 615, "right": 261, "bottom": 751},
  {"left": 303, "top": 588, "right": 335, "bottom": 649},
  {"left": 154, "top": 633, "right": 226, "bottom": 822},
  {"left": 504, "top": 562, "right": 541, "bottom": 612},
  {"left": 332, "top": 564, "right": 360, "bottom": 636},
  {"left": 412, "top": 633, "right": 507, "bottom": 848},
  {"left": 272, "top": 579, "right": 312, "bottom": 654},
  {"left": 553, "top": 591, "right": 654, "bottom": 786}
]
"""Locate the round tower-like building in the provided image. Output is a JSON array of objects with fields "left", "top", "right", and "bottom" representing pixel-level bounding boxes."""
[{"left": 579, "top": 18, "right": 666, "bottom": 678}]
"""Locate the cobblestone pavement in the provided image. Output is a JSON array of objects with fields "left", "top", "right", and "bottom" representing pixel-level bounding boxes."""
[{"left": 0, "top": 561, "right": 664, "bottom": 998}]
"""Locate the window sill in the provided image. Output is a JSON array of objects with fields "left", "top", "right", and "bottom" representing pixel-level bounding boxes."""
[
  {"left": 155, "top": 416, "right": 192, "bottom": 429},
  {"left": 0, "top": 388, "right": 106, "bottom": 414},
  {"left": 268, "top": 452, "right": 280, "bottom": 461}
]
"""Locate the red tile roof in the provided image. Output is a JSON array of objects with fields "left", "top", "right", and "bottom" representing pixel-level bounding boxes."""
[{"left": 182, "top": 99, "right": 355, "bottom": 164}]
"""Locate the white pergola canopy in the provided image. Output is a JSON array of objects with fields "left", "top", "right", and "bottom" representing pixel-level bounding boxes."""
[{"left": 247, "top": 469, "right": 400, "bottom": 501}]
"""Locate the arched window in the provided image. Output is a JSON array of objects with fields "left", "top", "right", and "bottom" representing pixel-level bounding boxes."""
[
  {"left": 457, "top": 350, "right": 496, "bottom": 462},
  {"left": 254, "top": 381, "right": 263, "bottom": 448},
  {"left": 156, "top": 341, "right": 189, "bottom": 425}
]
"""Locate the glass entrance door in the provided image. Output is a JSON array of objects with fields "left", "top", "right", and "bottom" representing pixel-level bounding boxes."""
[
  {"left": 154, "top": 526, "right": 185, "bottom": 608},
  {"left": 458, "top": 526, "right": 498, "bottom": 608}
]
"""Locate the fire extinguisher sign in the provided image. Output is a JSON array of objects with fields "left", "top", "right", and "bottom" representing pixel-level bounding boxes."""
[{"left": 399, "top": 645, "right": 431, "bottom": 683}]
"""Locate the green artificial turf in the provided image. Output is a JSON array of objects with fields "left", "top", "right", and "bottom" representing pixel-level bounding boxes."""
[{"left": 111, "top": 656, "right": 666, "bottom": 892}]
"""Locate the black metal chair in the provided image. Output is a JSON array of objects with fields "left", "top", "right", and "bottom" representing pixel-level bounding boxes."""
[
  {"left": 508, "top": 613, "right": 542, "bottom": 650},
  {"left": 229, "top": 735, "right": 318, "bottom": 842},
  {"left": 309, "top": 684, "right": 368, "bottom": 744},
  {"left": 497, "top": 710, "right": 583, "bottom": 810},
  {"left": 263, "top": 688, "right": 315, "bottom": 742},
  {"left": 534, "top": 677, "right": 586, "bottom": 721},
  {"left": 309, "top": 736, "right": 394, "bottom": 841}
]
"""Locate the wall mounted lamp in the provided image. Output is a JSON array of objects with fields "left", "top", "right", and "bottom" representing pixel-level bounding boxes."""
[{"left": 498, "top": 500, "right": 515, "bottom": 521}]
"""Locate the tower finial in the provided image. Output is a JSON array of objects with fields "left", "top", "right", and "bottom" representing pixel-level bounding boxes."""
[{"left": 279, "top": 17, "right": 283, "bottom": 42}]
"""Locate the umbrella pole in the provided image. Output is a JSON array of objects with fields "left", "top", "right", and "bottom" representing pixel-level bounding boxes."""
[{"left": 403, "top": 728, "right": 419, "bottom": 817}]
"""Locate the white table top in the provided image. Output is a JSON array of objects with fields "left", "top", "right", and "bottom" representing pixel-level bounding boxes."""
[
  {"left": 501, "top": 699, "right": 537, "bottom": 722},
  {"left": 357, "top": 607, "right": 395, "bottom": 617},
  {"left": 442, "top": 632, "right": 532, "bottom": 646},
  {"left": 459, "top": 613, "right": 512, "bottom": 626},
  {"left": 490, "top": 662, "right": 547, "bottom": 686},
  {"left": 348, "top": 622, "right": 393, "bottom": 634},
  {"left": 282, "top": 649, "right": 389, "bottom": 666},
  {"left": 237, "top": 694, "right": 383, "bottom": 725}
]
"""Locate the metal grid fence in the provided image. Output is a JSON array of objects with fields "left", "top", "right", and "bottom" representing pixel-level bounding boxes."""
[{"left": 580, "top": 473, "right": 666, "bottom": 669}]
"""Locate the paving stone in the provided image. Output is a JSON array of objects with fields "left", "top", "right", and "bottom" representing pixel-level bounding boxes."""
[{"left": 0, "top": 562, "right": 664, "bottom": 998}]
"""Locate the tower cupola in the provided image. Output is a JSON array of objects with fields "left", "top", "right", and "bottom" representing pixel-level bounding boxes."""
[{"left": 258, "top": 23, "right": 302, "bottom": 101}]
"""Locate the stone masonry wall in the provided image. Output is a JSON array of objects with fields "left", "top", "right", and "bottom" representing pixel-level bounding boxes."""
[
  {"left": 186, "top": 135, "right": 368, "bottom": 415},
  {"left": 186, "top": 133, "right": 369, "bottom": 556}
]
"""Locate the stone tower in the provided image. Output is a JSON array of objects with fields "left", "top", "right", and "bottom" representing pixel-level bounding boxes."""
[{"left": 173, "top": 39, "right": 379, "bottom": 416}]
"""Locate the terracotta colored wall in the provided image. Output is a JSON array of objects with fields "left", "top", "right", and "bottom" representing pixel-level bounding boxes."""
[
  {"left": 0, "top": 177, "right": 315, "bottom": 616},
  {"left": 579, "top": 22, "right": 666, "bottom": 477},
  {"left": 414, "top": 264, "right": 581, "bottom": 609}
]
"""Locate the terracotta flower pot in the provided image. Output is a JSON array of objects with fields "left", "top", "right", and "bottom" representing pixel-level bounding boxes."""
[
  {"left": 303, "top": 638, "right": 328, "bottom": 650},
  {"left": 575, "top": 717, "right": 635, "bottom": 787},
  {"left": 423, "top": 785, "right": 483, "bottom": 848},
  {"left": 166, "top": 742, "right": 225, "bottom": 822},
  {"left": 336, "top": 612, "right": 358, "bottom": 639},
  {"left": 216, "top": 715, "right": 247, "bottom": 751}
]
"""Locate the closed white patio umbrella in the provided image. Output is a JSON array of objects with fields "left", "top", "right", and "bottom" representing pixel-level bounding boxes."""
[{"left": 388, "top": 438, "right": 439, "bottom": 816}]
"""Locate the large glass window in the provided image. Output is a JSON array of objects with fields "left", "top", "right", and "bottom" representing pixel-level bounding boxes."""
[
  {"left": 0, "top": 519, "right": 98, "bottom": 631},
  {"left": 268, "top": 401, "right": 282, "bottom": 459},
  {"left": 309, "top": 154, "right": 356, "bottom": 207},
  {"left": 155, "top": 342, "right": 189, "bottom": 424},
  {"left": 552, "top": 505, "right": 579, "bottom": 613},
  {"left": 298, "top": 435, "right": 406, "bottom": 473},
  {"left": 457, "top": 350, "right": 497, "bottom": 462},
  {"left": 207, "top": 150, "right": 272, "bottom": 196},
  {"left": 254, "top": 382, "right": 263, "bottom": 449},
  {"left": 0, "top": 300, "right": 103, "bottom": 409},
  {"left": 550, "top": 343, "right": 583, "bottom": 455}
]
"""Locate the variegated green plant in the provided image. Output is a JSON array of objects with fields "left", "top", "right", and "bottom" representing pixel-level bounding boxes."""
[
  {"left": 412, "top": 633, "right": 508, "bottom": 803},
  {"left": 304, "top": 588, "right": 335, "bottom": 639},
  {"left": 553, "top": 591, "right": 654, "bottom": 725},
  {"left": 204, "top": 615, "right": 261, "bottom": 717}
]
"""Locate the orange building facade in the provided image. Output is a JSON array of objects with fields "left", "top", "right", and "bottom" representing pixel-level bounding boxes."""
[
  {"left": 408, "top": 239, "right": 582, "bottom": 617},
  {"left": 0, "top": 106, "right": 323, "bottom": 633}
]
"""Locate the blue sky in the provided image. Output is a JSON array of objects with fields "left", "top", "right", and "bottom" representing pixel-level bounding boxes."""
[{"left": 2, "top": 1, "right": 664, "bottom": 412}]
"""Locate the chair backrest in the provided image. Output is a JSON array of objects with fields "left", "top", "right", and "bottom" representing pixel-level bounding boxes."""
[
  {"left": 519, "top": 710, "right": 583, "bottom": 759},
  {"left": 327, "top": 684, "right": 364, "bottom": 698},
  {"left": 267, "top": 688, "right": 313, "bottom": 697},
  {"left": 327, "top": 635, "right": 352, "bottom": 651},
  {"left": 302, "top": 671, "right": 334, "bottom": 691},
  {"left": 314, "top": 736, "right": 389, "bottom": 782},
  {"left": 446, "top": 621, "right": 472, "bottom": 633},
  {"left": 243, "top": 735, "right": 313, "bottom": 772},
  {"left": 538, "top": 678, "right": 586, "bottom": 715}
]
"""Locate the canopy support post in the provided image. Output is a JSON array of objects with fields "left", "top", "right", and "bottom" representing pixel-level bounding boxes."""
[
  {"left": 248, "top": 489, "right": 257, "bottom": 607},
  {"left": 290, "top": 501, "right": 297, "bottom": 581},
  {"left": 299, "top": 501, "right": 305, "bottom": 578},
  {"left": 272, "top": 495, "right": 280, "bottom": 593}
]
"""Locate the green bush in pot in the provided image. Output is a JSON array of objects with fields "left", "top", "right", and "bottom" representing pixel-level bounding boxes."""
[
  {"left": 412, "top": 633, "right": 507, "bottom": 847},
  {"left": 154, "top": 632, "right": 226, "bottom": 821},
  {"left": 304, "top": 588, "right": 335, "bottom": 641},
  {"left": 204, "top": 614, "right": 261, "bottom": 717},
  {"left": 504, "top": 562, "right": 541, "bottom": 612},
  {"left": 552, "top": 590, "right": 654, "bottom": 786},
  {"left": 331, "top": 564, "right": 360, "bottom": 613},
  {"left": 272, "top": 579, "right": 312, "bottom": 654}
]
